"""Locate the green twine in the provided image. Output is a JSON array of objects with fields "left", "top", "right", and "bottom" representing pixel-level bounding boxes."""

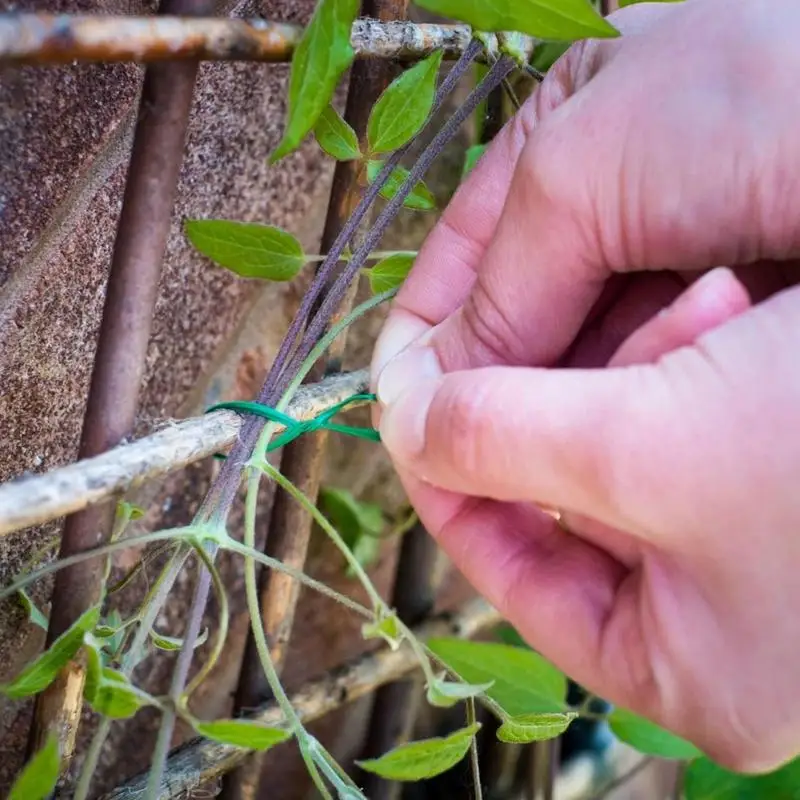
[{"left": 207, "top": 392, "right": 380, "bottom": 458}]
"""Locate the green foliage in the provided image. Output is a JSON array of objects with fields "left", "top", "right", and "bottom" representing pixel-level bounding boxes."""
[
  {"left": 426, "top": 674, "right": 494, "bottom": 709},
  {"left": 271, "top": 0, "right": 360, "bottom": 162},
  {"left": 497, "top": 712, "right": 578, "bottom": 744},
  {"left": 357, "top": 724, "right": 480, "bottom": 780},
  {"left": 609, "top": 707, "right": 702, "bottom": 760},
  {"left": 684, "top": 756, "right": 800, "bottom": 799},
  {"left": 493, "top": 623, "right": 528, "bottom": 649},
  {"left": 367, "top": 52, "right": 443, "bottom": 155},
  {"left": 365, "top": 252, "right": 416, "bottom": 295},
  {"left": 185, "top": 220, "right": 306, "bottom": 282},
  {"left": 531, "top": 40, "right": 571, "bottom": 73},
  {"left": 16, "top": 589, "right": 48, "bottom": 631},
  {"left": 150, "top": 628, "right": 208, "bottom": 652},
  {"left": 362, "top": 610, "right": 402, "bottom": 650},
  {"left": 9, "top": 733, "right": 60, "bottom": 800},
  {"left": 314, "top": 105, "right": 362, "bottom": 161},
  {"left": 462, "top": 144, "right": 487, "bottom": 179},
  {"left": 84, "top": 633, "right": 152, "bottom": 718},
  {"left": 428, "top": 639, "right": 567, "bottom": 715},
  {"left": 318, "top": 486, "right": 385, "bottom": 574},
  {"left": 194, "top": 719, "right": 291, "bottom": 751},
  {"left": 413, "top": 0, "right": 618, "bottom": 40},
  {"left": 366, "top": 161, "right": 436, "bottom": 211},
  {"left": 1, "top": 605, "right": 100, "bottom": 699}
]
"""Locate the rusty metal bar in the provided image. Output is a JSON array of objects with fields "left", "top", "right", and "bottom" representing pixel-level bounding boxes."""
[
  {"left": 0, "top": 369, "right": 370, "bottom": 539},
  {"left": 0, "top": 14, "right": 473, "bottom": 65},
  {"left": 356, "top": 523, "right": 443, "bottom": 800},
  {"left": 102, "top": 597, "right": 501, "bottom": 800},
  {"left": 26, "top": 0, "right": 216, "bottom": 771},
  {"left": 219, "top": 2, "right": 408, "bottom": 797}
]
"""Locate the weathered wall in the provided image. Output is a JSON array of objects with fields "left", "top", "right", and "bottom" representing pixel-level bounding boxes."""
[{"left": 0, "top": 1, "right": 475, "bottom": 796}]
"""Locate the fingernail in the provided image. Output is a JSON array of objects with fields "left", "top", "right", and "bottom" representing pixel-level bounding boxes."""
[
  {"left": 377, "top": 345, "right": 442, "bottom": 408},
  {"left": 371, "top": 312, "right": 431, "bottom": 390},
  {"left": 683, "top": 266, "right": 734, "bottom": 307},
  {"left": 380, "top": 377, "right": 440, "bottom": 463}
]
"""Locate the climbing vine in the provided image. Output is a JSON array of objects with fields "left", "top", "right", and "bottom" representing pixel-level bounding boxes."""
[{"left": 4, "top": 0, "right": 799, "bottom": 798}]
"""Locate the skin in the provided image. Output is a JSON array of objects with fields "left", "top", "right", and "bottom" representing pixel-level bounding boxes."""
[{"left": 370, "top": 0, "right": 800, "bottom": 774}]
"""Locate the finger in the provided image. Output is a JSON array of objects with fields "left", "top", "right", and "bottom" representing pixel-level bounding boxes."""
[
  {"left": 609, "top": 267, "right": 751, "bottom": 367},
  {"left": 371, "top": 4, "right": 676, "bottom": 381},
  {"left": 378, "top": 284, "right": 800, "bottom": 537},
  {"left": 393, "top": 467, "right": 628, "bottom": 692}
]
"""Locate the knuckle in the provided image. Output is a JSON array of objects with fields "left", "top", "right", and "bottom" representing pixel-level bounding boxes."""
[
  {"left": 430, "top": 379, "right": 493, "bottom": 482},
  {"left": 460, "top": 278, "right": 529, "bottom": 367}
]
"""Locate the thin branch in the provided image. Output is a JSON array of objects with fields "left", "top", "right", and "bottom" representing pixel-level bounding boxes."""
[
  {"left": 0, "top": 369, "right": 370, "bottom": 538},
  {"left": 589, "top": 756, "right": 655, "bottom": 799},
  {"left": 0, "top": 15, "right": 478, "bottom": 65},
  {"left": 101, "top": 597, "right": 501, "bottom": 800}
]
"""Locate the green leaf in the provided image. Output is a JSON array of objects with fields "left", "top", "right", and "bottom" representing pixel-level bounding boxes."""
[
  {"left": 348, "top": 532, "right": 382, "bottom": 576},
  {"left": 366, "top": 253, "right": 415, "bottom": 295},
  {"left": 494, "top": 624, "right": 529, "bottom": 649},
  {"left": 319, "top": 486, "right": 383, "bottom": 546},
  {"left": 9, "top": 733, "right": 60, "bottom": 800},
  {"left": 427, "top": 639, "right": 567, "bottom": 714},
  {"left": 362, "top": 611, "right": 402, "bottom": 650},
  {"left": 367, "top": 51, "right": 443, "bottom": 155},
  {"left": 684, "top": 756, "right": 800, "bottom": 800},
  {"left": 366, "top": 161, "right": 436, "bottom": 211},
  {"left": 497, "top": 711, "right": 578, "bottom": 744},
  {"left": 426, "top": 674, "right": 494, "bottom": 708},
  {"left": 116, "top": 501, "right": 145, "bottom": 523},
  {"left": 462, "top": 144, "right": 487, "bottom": 179},
  {"left": 271, "top": 0, "right": 360, "bottom": 162},
  {"left": 194, "top": 719, "right": 291, "bottom": 752},
  {"left": 531, "top": 40, "right": 571, "bottom": 73},
  {"left": 314, "top": 104, "right": 361, "bottom": 161},
  {"left": 91, "top": 670, "right": 152, "bottom": 719},
  {"left": 1, "top": 605, "right": 100, "bottom": 699},
  {"left": 185, "top": 220, "right": 305, "bottom": 282},
  {"left": 609, "top": 708, "right": 702, "bottom": 760},
  {"left": 150, "top": 628, "right": 209, "bottom": 652},
  {"left": 357, "top": 723, "right": 480, "bottom": 781},
  {"left": 413, "top": 0, "right": 618, "bottom": 40},
  {"left": 16, "top": 589, "right": 48, "bottom": 631},
  {"left": 99, "top": 609, "right": 126, "bottom": 657}
]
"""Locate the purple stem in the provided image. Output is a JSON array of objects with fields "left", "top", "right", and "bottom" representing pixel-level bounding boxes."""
[
  {"left": 278, "top": 54, "right": 517, "bottom": 395},
  {"left": 259, "top": 37, "right": 484, "bottom": 405}
]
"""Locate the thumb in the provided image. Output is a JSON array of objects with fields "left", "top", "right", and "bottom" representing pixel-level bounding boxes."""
[{"left": 376, "top": 286, "right": 790, "bottom": 534}]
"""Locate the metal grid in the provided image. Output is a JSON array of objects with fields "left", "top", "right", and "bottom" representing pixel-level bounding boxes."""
[{"left": 0, "top": 3, "right": 502, "bottom": 799}]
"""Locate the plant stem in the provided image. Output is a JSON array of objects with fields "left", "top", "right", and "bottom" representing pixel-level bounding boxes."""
[
  {"left": 254, "top": 38, "right": 483, "bottom": 407},
  {"left": 222, "top": 539, "right": 373, "bottom": 619},
  {"left": 185, "top": 544, "right": 230, "bottom": 697},
  {"left": 241, "top": 468, "right": 332, "bottom": 799},
  {"left": 258, "top": 461, "right": 383, "bottom": 611},
  {"left": 278, "top": 54, "right": 517, "bottom": 398},
  {"left": 0, "top": 527, "right": 199, "bottom": 603},
  {"left": 467, "top": 697, "right": 484, "bottom": 800}
]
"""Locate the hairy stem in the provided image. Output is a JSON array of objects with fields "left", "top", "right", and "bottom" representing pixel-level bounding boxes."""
[
  {"left": 258, "top": 461, "right": 383, "bottom": 610},
  {"left": 277, "top": 54, "right": 517, "bottom": 398},
  {"left": 256, "top": 38, "right": 483, "bottom": 405},
  {"left": 467, "top": 697, "right": 484, "bottom": 800}
]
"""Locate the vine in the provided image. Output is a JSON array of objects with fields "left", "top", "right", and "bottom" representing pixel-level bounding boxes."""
[{"left": 4, "top": 1, "right": 799, "bottom": 799}]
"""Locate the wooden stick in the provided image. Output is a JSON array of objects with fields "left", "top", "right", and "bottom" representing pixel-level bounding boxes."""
[
  {"left": 0, "top": 369, "right": 370, "bottom": 538},
  {"left": 101, "top": 597, "right": 501, "bottom": 800},
  {"left": 0, "top": 15, "right": 474, "bottom": 65}
]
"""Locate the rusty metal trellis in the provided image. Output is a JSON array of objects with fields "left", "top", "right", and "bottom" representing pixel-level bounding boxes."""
[
  {"left": 0, "top": 2, "right": 561, "bottom": 799},
  {"left": 27, "top": 0, "right": 218, "bottom": 768}
]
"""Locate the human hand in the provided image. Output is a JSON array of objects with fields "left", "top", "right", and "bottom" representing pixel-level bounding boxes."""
[{"left": 371, "top": 0, "right": 800, "bottom": 773}]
